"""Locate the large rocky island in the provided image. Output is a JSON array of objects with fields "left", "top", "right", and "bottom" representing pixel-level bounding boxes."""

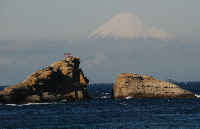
[
  {"left": 111, "top": 73, "right": 196, "bottom": 99},
  {"left": 0, "top": 57, "right": 91, "bottom": 104}
]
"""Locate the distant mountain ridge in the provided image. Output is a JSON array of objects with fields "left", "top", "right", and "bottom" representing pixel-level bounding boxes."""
[{"left": 86, "top": 13, "right": 175, "bottom": 42}]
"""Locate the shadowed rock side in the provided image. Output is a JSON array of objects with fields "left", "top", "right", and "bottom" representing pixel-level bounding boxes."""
[
  {"left": 111, "top": 73, "right": 196, "bottom": 99},
  {"left": 0, "top": 57, "right": 91, "bottom": 104}
]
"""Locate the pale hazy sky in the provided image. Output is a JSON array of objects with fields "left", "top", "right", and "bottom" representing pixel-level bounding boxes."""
[{"left": 0, "top": 0, "right": 200, "bottom": 41}]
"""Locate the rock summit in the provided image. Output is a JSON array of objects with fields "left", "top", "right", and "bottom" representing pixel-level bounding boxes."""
[{"left": 0, "top": 57, "right": 91, "bottom": 104}]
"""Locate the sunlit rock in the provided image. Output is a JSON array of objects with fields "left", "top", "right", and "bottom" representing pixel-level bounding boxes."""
[
  {"left": 111, "top": 73, "right": 196, "bottom": 99},
  {"left": 0, "top": 57, "right": 91, "bottom": 104}
]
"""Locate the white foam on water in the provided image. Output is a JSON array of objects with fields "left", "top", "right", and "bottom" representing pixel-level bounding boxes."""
[
  {"left": 195, "top": 94, "right": 200, "bottom": 98},
  {"left": 23, "top": 102, "right": 53, "bottom": 106},
  {"left": 100, "top": 96, "right": 107, "bottom": 99},
  {"left": 120, "top": 102, "right": 128, "bottom": 106},
  {"left": 5, "top": 104, "right": 23, "bottom": 106},
  {"left": 4, "top": 102, "right": 63, "bottom": 106},
  {"left": 102, "top": 93, "right": 109, "bottom": 95},
  {"left": 125, "top": 96, "right": 132, "bottom": 99},
  {"left": 100, "top": 92, "right": 111, "bottom": 99}
]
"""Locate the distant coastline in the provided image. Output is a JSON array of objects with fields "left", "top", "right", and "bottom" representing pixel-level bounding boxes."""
[{"left": 165, "top": 78, "right": 177, "bottom": 83}]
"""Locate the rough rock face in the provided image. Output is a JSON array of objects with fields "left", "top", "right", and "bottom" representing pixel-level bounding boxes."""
[
  {"left": 111, "top": 73, "right": 196, "bottom": 99},
  {"left": 0, "top": 57, "right": 91, "bottom": 104}
]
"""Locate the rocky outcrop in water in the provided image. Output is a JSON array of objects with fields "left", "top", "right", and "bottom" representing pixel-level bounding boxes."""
[
  {"left": 111, "top": 73, "right": 196, "bottom": 99},
  {"left": 0, "top": 57, "right": 91, "bottom": 104}
]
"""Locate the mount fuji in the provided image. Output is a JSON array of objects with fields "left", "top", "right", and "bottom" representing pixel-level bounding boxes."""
[
  {"left": 73, "top": 13, "right": 200, "bottom": 84},
  {"left": 85, "top": 13, "right": 175, "bottom": 42}
]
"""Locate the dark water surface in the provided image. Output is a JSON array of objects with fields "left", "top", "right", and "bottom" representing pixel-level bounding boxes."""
[{"left": 0, "top": 82, "right": 200, "bottom": 128}]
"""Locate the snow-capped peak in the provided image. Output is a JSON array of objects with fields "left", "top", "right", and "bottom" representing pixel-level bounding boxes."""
[{"left": 86, "top": 13, "right": 174, "bottom": 41}]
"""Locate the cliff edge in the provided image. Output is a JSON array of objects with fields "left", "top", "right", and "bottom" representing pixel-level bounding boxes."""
[
  {"left": 0, "top": 57, "right": 91, "bottom": 104},
  {"left": 111, "top": 73, "right": 196, "bottom": 99}
]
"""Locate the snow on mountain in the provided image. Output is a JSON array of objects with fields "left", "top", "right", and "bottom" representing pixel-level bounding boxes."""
[{"left": 86, "top": 13, "right": 175, "bottom": 41}]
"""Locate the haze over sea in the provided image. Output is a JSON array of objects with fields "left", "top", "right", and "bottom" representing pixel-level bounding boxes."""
[{"left": 1, "top": 82, "right": 200, "bottom": 128}]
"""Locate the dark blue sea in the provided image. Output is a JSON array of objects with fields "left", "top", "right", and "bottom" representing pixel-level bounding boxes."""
[{"left": 1, "top": 82, "right": 200, "bottom": 129}]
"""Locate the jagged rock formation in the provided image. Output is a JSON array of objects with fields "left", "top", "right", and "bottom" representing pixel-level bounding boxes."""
[
  {"left": 0, "top": 57, "right": 91, "bottom": 104},
  {"left": 111, "top": 73, "right": 196, "bottom": 99}
]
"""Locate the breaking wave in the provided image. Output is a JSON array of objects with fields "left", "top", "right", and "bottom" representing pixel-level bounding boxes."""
[{"left": 195, "top": 94, "right": 200, "bottom": 98}]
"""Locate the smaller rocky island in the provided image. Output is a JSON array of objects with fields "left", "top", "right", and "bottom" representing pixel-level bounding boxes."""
[
  {"left": 111, "top": 73, "right": 196, "bottom": 99},
  {"left": 0, "top": 57, "right": 91, "bottom": 104}
]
